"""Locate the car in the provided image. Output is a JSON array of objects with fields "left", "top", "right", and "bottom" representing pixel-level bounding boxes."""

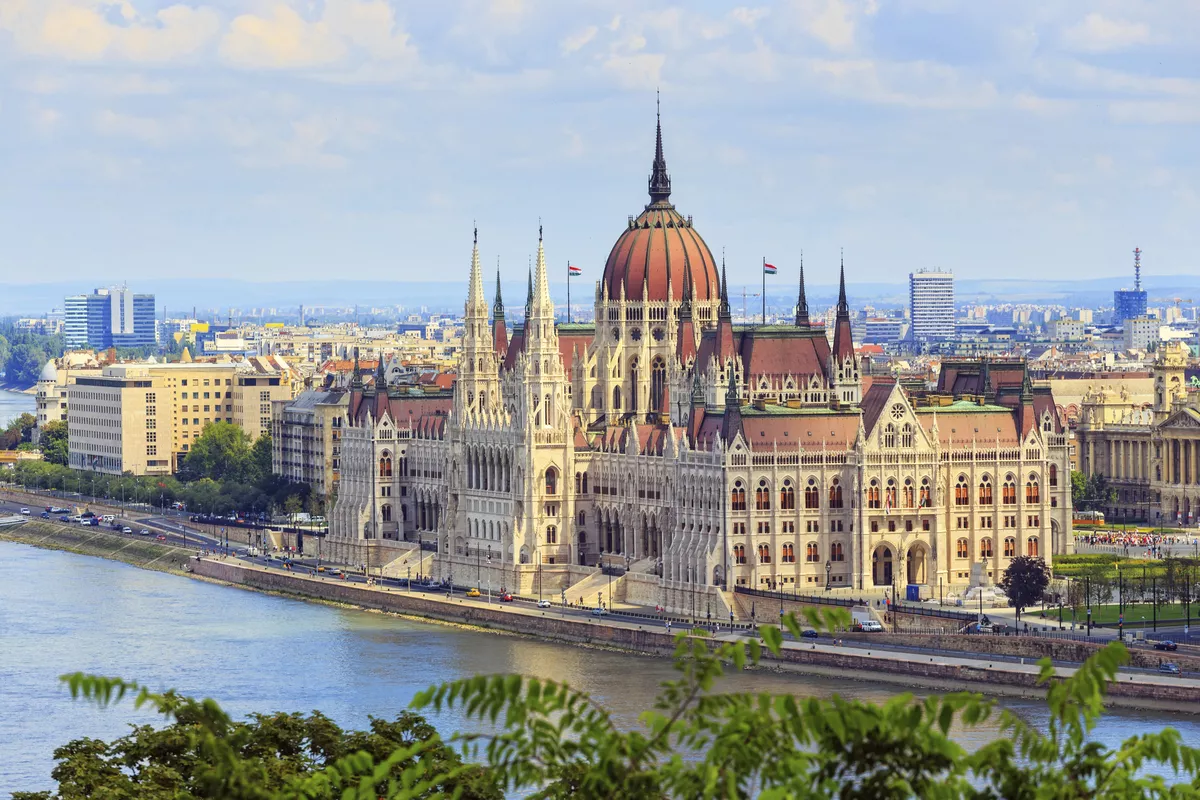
[
  {"left": 88, "top": 518, "right": 99, "bottom": 526},
  {"left": 859, "top": 620, "right": 884, "bottom": 632},
  {"left": 591, "top": 607, "right": 610, "bottom": 617},
  {"left": 1160, "top": 662, "right": 1181, "bottom": 675},
  {"left": 139, "top": 529, "right": 149, "bottom": 536},
  {"left": 156, "top": 535, "right": 166, "bottom": 541},
  {"left": 316, "top": 566, "right": 326, "bottom": 573},
  {"left": 19, "top": 508, "right": 30, "bottom": 515},
  {"left": 800, "top": 629, "right": 819, "bottom": 639},
  {"left": 40, "top": 512, "right": 50, "bottom": 519},
  {"left": 1154, "top": 640, "right": 1179, "bottom": 651},
  {"left": 122, "top": 527, "right": 132, "bottom": 534},
  {"left": 499, "top": 593, "right": 514, "bottom": 602},
  {"left": 466, "top": 588, "right": 482, "bottom": 598},
  {"left": 59, "top": 516, "right": 70, "bottom": 523},
  {"left": 537, "top": 599, "right": 552, "bottom": 608}
]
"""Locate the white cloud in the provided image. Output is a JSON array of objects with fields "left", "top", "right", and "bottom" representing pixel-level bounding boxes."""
[
  {"left": 1063, "top": 13, "right": 1151, "bottom": 53},
  {"left": 560, "top": 25, "right": 597, "bottom": 55},
  {"left": 784, "top": 0, "right": 878, "bottom": 51},
  {"left": 0, "top": 0, "right": 220, "bottom": 62}
]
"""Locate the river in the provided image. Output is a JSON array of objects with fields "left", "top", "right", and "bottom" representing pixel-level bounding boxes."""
[
  {"left": 0, "top": 389, "right": 35, "bottom": 429},
  {"left": 2, "top": 541, "right": 1199, "bottom": 794}
]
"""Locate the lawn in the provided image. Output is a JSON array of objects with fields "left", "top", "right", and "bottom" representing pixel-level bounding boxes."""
[
  {"left": 1039, "top": 602, "right": 1199, "bottom": 625},
  {"left": 1051, "top": 553, "right": 1199, "bottom": 578}
]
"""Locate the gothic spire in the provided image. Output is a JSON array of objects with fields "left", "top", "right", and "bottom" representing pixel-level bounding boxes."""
[
  {"left": 531, "top": 222, "right": 553, "bottom": 317},
  {"left": 795, "top": 252, "right": 810, "bottom": 327},
  {"left": 648, "top": 90, "right": 672, "bottom": 205},
  {"left": 525, "top": 265, "right": 533, "bottom": 320},
  {"left": 467, "top": 224, "right": 486, "bottom": 314},
  {"left": 493, "top": 265, "right": 505, "bottom": 321},
  {"left": 837, "top": 250, "right": 849, "bottom": 317},
  {"left": 718, "top": 254, "right": 731, "bottom": 319},
  {"left": 350, "top": 348, "right": 363, "bottom": 390}
]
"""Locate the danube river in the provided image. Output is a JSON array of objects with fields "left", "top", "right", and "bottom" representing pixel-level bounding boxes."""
[
  {"left": 3, "top": 542, "right": 1200, "bottom": 793},
  {"left": 0, "top": 389, "right": 35, "bottom": 429}
]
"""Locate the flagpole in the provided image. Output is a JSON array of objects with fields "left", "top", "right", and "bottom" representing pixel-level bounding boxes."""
[
  {"left": 761, "top": 257, "right": 766, "bottom": 325},
  {"left": 567, "top": 261, "right": 571, "bottom": 324}
]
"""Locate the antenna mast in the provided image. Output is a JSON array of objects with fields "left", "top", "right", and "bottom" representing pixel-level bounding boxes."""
[{"left": 1133, "top": 247, "right": 1142, "bottom": 292}]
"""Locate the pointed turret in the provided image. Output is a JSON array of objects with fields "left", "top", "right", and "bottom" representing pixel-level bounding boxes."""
[
  {"left": 676, "top": 274, "right": 698, "bottom": 362},
  {"left": 648, "top": 91, "right": 672, "bottom": 206},
  {"left": 714, "top": 255, "right": 736, "bottom": 361},
  {"left": 530, "top": 223, "right": 554, "bottom": 318},
  {"left": 832, "top": 254, "right": 854, "bottom": 361},
  {"left": 524, "top": 266, "right": 533, "bottom": 321},
  {"left": 795, "top": 254, "right": 810, "bottom": 328},
  {"left": 721, "top": 367, "right": 742, "bottom": 444},
  {"left": 350, "top": 349, "right": 363, "bottom": 390},
  {"left": 718, "top": 258, "right": 731, "bottom": 320},
  {"left": 492, "top": 267, "right": 509, "bottom": 359},
  {"left": 980, "top": 358, "right": 994, "bottom": 403},
  {"left": 466, "top": 225, "right": 486, "bottom": 314}
]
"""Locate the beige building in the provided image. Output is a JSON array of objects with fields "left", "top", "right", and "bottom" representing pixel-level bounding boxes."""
[
  {"left": 34, "top": 352, "right": 103, "bottom": 444},
  {"left": 272, "top": 388, "right": 348, "bottom": 500},
  {"left": 67, "top": 355, "right": 298, "bottom": 475}
]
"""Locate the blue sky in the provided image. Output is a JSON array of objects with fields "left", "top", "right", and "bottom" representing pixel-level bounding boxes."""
[{"left": 0, "top": 0, "right": 1197, "bottom": 289}]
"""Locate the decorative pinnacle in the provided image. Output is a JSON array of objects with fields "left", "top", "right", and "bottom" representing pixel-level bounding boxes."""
[{"left": 648, "top": 90, "right": 671, "bottom": 205}]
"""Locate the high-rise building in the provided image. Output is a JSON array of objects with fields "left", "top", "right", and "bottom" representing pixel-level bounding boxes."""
[
  {"left": 64, "top": 287, "right": 156, "bottom": 349},
  {"left": 1114, "top": 247, "right": 1148, "bottom": 324},
  {"left": 909, "top": 270, "right": 954, "bottom": 341}
]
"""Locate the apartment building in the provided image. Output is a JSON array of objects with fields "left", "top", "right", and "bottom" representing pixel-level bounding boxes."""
[
  {"left": 271, "top": 388, "right": 348, "bottom": 500},
  {"left": 67, "top": 365, "right": 172, "bottom": 475}
]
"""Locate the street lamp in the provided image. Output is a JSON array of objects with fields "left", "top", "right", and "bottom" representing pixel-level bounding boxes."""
[{"left": 825, "top": 559, "right": 832, "bottom": 592}]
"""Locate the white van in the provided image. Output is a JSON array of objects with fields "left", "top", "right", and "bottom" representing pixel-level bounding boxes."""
[{"left": 101, "top": 515, "right": 115, "bottom": 524}]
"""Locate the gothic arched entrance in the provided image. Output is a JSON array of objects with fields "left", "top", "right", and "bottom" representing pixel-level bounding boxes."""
[
  {"left": 906, "top": 542, "right": 930, "bottom": 585},
  {"left": 872, "top": 544, "right": 893, "bottom": 586}
]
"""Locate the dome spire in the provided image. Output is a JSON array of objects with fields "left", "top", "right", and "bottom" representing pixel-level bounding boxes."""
[
  {"left": 493, "top": 262, "right": 505, "bottom": 320},
  {"left": 718, "top": 250, "right": 731, "bottom": 319},
  {"left": 648, "top": 89, "right": 672, "bottom": 205}
]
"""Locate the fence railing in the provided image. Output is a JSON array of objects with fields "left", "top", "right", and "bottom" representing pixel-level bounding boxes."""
[{"left": 734, "top": 586, "right": 861, "bottom": 609}]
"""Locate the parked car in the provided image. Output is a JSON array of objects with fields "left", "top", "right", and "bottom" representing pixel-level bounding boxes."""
[
  {"left": 122, "top": 527, "right": 132, "bottom": 534},
  {"left": 156, "top": 535, "right": 166, "bottom": 541},
  {"left": 466, "top": 588, "right": 482, "bottom": 598},
  {"left": 39, "top": 512, "right": 50, "bottom": 519},
  {"left": 800, "top": 629, "right": 819, "bottom": 639},
  {"left": 19, "top": 508, "right": 30, "bottom": 515},
  {"left": 1160, "top": 662, "right": 1181, "bottom": 675},
  {"left": 591, "top": 607, "right": 610, "bottom": 617},
  {"left": 537, "top": 599, "right": 552, "bottom": 609},
  {"left": 1154, "top": 640, "right": 1179, "bottom": 652},
  {"left": 859, "top": 620, "right": 884, "bottom": 633},
  {"left": 139, "top": 529, "right": 149, "bottom": 536}
]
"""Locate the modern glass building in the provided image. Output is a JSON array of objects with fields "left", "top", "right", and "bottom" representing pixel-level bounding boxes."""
[{"left": 64, "top": 288, "right": 156, "bottom": 349}]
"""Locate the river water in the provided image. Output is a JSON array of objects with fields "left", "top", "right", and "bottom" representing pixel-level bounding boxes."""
[
  {"left": 2, "top": 542, "right": 1199, "bottom": 794},
  {"left": 0, "top": 389, "right": 35, "bottom": 429}
]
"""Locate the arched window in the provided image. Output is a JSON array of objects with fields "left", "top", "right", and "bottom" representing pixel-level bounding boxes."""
[
  {"left": 381, "top": 504, "right": 392, "bottom": 522},
  {"left": 629, "top": 356, "right": 640, "bottom": 413},
  {"left": 733, "top": 545, "right": 746, "bottom": 565},
  {"left": 979, "top": 475, "right": 993, "bottom": 505},
  {"left": 782, "top": 543, "right": 795, "bottom": 563},
  {"left": 755, "top": 479, "right": 771, "bottom": 511},
  {"left": 575, "top": 472, "right": 582, "bottom": 493},
  {"left": 804, "top": 478, "right": 818, "bottom": 509},
  {"left": 1049, "top": 464, "right": 1058, "bottom": 487},
  {"left": 546, "top": 525, "right": 558, "bottom": 544},
  {"left": 1026, "top": 474, "right": 1040, "bottom": 504},
  {"left": 379, "top": 452, "right": 392, "bottom": 478},
  {"left": 1027, "top": 536, "right": 1039, "bottom": 557},
  {"left": 1002, "top": 474, "right": 1016, "bottom": 505},
  {"left": 545, "top": 467, "right": 558, "bottom": 495},
  {"left": 1003, "top": 536, "right": 1016, "bottom": 558},
  {"left": 830, "top": 542, "right": 844, "bottom": 561},
  {"left": 731, "top": 481, "right": 746, "bottom": 511},
  {"left": 903, "top": 478, "right": 914, "bottom": 508},
  {"left": 757, "top": 543, "right": 771, "bottom": 564},
  {"left": 781, "top": 479, "right": 796, "bottom": 510},
  {"left": 612, "top": 386, "right": 622, "bottom": 410},
  {"left": 651, "top": 356, "right": 666, "bottom": 412},
  {"left": 981, "top": 537, "right": 994, "bottom": 558},
  {"left": 900, "top": 423, "right": 914, "bottom": 449},
  {"left": 582, "top": 473, "right": 588, "bottom": 493},
  {"left": 919, "top": 478, "right": 931, "bottom": 508},
  {"left": 578, "top": 510, "right": 586, "bottom": 526},
  {"left": 829, "top": 479, "right": 843, "bottom": 509},
  {"left": 956, "top": 538, "right": 968, "bottom": 559},
  {"left": 806, "top": 542, "right": 820, "bottom": 563},
  {"left": 955, "top": 475, "right": 969, "bottom": 506},
  {"left": 591, "top": 386, "right": 602, "bottom": 409},
  {"left": 885, "top": 478, "right": 897, "bottom": 510},
  {"left": 883, "top": 423, "right": 896, "bottom": 448},
  {"left": 867, "top": 480, "right": 881, "bottom": 509}
]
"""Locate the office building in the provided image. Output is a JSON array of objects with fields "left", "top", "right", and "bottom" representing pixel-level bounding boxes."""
[
  {"left": 272, "top": 389, "right": 349, "bottom": 500},
  {"left": 909, "top": 270, "right": 955, "bottom": 341},
  {"left": 64, "top": 288, "right": 157, "bottom": 349},
  {"left": 1114, "top": 247, "right": 1148, "bottom": 324}
]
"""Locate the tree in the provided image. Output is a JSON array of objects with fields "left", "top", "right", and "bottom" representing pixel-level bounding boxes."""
[
  {"left": 40, "top": 420, "right": 69, "bottom": 465},
  {"left": 283, "top": 494, "right": 303, "bottom": 524},
  {"left": 249, "top": 433, "right": 273, "bottom": 485},
  {"left": 25, "top": 615, "right": 1200, "bottom": 800},
  {"left": 181, "top": 421, "right": 253, "bottom": 483},
  {"left": 999, "top": 556, "right": 1051, "bottom": 623}
]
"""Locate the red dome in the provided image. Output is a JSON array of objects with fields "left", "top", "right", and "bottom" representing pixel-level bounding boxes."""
[{"left": 602, "top": 204, "right": 720, "bottom": 303}]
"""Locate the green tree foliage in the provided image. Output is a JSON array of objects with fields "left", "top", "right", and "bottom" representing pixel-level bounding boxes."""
[
  {"left": 0, "top": 412, "right": 37, "bottom": 450},
  {"left": 39, "top": 420, "right": 69, "bottom": 465},
  {"left": 181, "top": 421, "right": 255, "bottom": 483},
  {"left": 999, "top": 555, "right": 1051, "bottom": 623},
  {"left": 1072, "top": 470, "right": 1116, "bottom": 512},
  {"left": 20, "top": 610, "right": 1200, "bottom": 799},
  {"left": 0, "top": 325, "right": 64, "bottom": 387}
]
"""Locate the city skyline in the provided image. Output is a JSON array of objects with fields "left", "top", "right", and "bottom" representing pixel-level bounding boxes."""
[{"left": 1, "top": 2, "right": 1198, "bottom": 286}]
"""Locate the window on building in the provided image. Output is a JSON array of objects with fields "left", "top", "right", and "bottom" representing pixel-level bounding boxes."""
[
  {"left": 546, "top": 525, "right": 558, "bottom": 544},
  {"left": 956, "top": 538, "right": 969, "bottom": 559},
  {"left": 1003, "top": 537, "right": 1016, "bottom": 558},
  {"left": 805, "top": 542, "right": 819, "bottom": 563},
  {"left": 1027, "top": 537, "right": 1039, "bottom": 557},
  {"left": 379, "top": 453, "right": 392, "bottom": 478},
  {"left": 1002, "top": 476, "right": 1017, "bottom": 505},
  {"left": 870, "top": 520, "right": 879, "bottom": 533},
  {"left": 545, "top": 467, "right": 558, "bottom": 495},
  {"left": 755, "top": 479, "right": 771, "bottom": 510},
  {"left": 883, "top": 423, "right": 896, "bottom": 448},
  {"left": 381, "top": 504, "right": 392, "bottom": 522},
  {"left": 733, "top": 545, "right": 746, "bottom": 565},
  {"left": 781, "top": 479, "right": 796, "bottom": 510},
  {"left": 901, "top": 423, "right": 914, "bottom": 449},
  {"left": 979, "top": 475, "right": 993, "bottom": 505},
  {"left": 1026, "top": 475, "right": 1040, "bottom": 504},
  {"left": 831, "top": 542, "right": 845, "bottom": 561},
  {"left": 731, "top": 481, "right": 746, "bottom": 511},
  {"left": 757, "top": 544, "right": 771, "bottom": 564},
  {"left": 782, "top": 543, "right": 795, "bottom": 563},
  {"left": 981, "top": 537, "right": 994, "bottom": 558},
  {"left": 955, "top": 475, "right": 969, "bottom": 506},
  {"left": 829, "top": 479, "right": 843, "bottom": 508},
  {"left": 867, "top": 480, "right": 881, "bottom": 509},
  {"left": 903, "top": 478, "right": 914, "bottom": 508},
  {"left": 919, "top": 478, "right": 931, "bottom": 508},
  {"left": 1049, "top": 464, "right": 1058, "bottom": 487}
]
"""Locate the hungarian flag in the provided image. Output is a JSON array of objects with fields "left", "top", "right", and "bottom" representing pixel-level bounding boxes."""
[
  {"left": 763, "top": 263, "right": 778, "bottom": 275},
  {"left": 568, "top": 264, "right": 582, "bottom": 277}
]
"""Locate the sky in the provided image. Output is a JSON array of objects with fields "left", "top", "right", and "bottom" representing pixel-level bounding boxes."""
[{"left": 1, "top": 0, "right": 1198, "bottom": 290}]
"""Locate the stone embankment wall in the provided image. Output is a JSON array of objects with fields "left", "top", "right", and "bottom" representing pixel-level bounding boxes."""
[{"left": 193, "top": 559, "right": 1200, "bottom": 712}]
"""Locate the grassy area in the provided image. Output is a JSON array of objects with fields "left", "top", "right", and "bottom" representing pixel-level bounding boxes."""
[
  {"left": 1051, "top": 553, "right": 1199, "bottom": 578},
  {"left": 1045, "top": 602, "right": 1200, "bottom": 625}
]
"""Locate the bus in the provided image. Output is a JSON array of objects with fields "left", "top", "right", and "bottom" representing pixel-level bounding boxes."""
[{"left": 1073, "top": 510, "right": 1105, "bottom": 526}]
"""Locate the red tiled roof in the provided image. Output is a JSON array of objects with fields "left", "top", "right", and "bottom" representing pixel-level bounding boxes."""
[{"left": 601, "top": 204, "right": 720, "bottom": 303}]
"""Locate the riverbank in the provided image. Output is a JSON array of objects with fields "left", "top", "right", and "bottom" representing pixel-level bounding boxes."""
[{"left": 7, "top": 522, "right": 1200, "bottom": 712}]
